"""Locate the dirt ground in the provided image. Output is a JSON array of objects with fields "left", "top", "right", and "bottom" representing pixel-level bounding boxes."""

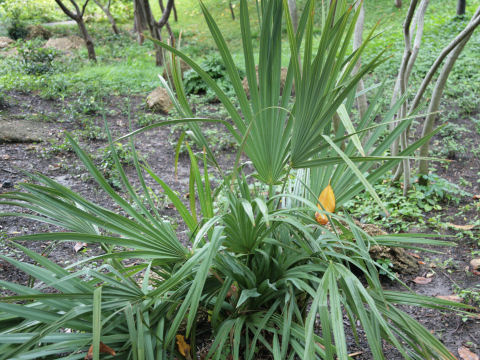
[{"left": 0, "top": 90, "right": 479, "bottom": 359}]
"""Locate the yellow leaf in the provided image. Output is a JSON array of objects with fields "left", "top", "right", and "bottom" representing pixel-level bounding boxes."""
[
  {"left": 176, "top": 335, "right": 191, "bottom": 358},
  {"left": 315, "top": 184, "right": 335, "bottom": 225}
]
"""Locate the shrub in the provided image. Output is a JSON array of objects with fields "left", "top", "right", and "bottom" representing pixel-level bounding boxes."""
[
  {"left": 6, "top": 8, "right": 27, "bottom": 40},
  {"left": 183, "top": 54, "right": 244, "bottom": 100},
  {"left": 0, "top": 1, "right": 472, "bottom": 359},
  {"left": 18, "top": 40, "right": 59, "bottom": 75}
]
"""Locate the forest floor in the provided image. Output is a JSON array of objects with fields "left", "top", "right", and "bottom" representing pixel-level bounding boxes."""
[{"left": 0, "top": 89, "right": 479, "bottom": 359}]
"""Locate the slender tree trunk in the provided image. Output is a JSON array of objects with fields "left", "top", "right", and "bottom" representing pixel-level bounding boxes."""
[
  {"left": 353, "top": 2, "right": 367, "bottom": 121},
  {"left": 76, "top": 18, "right": 96, "bottom": 60},
  {"left": 395, "top": 0, "right": 402, "bottom": 8},
  {"left": 173, "top": 1, "right": 178, "bottom": 22},
  {"left": 288, "top": 0, "right": 298, "bottom": 32},
  {"left": 418, "top": 6, "right": 480, "bottom": 182},
  {"left": 134, "top": 0, "right": 174, "bottom": 66},
  {"left": 93, "top": 0, "right": 119, "bottom": 35},
  {"left": 53, "top": 0, "right": 96, "bottom": 61},
  {"left": 134, "top": 0, "right": 148, "bottom": 44},
  {"left": 391, "top": 0, "right": 418, "bottom": 187},
  {"left": 229, "top": 1, "right": 236, "bottom": 20},
  {"left": 457, "top": 0, "right": 466, "bottom": 16}
]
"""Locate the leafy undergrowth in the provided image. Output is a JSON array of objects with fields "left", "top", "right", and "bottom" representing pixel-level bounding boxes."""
[{"left": 344, "top": 173, "right": 474, "bottom": 232}]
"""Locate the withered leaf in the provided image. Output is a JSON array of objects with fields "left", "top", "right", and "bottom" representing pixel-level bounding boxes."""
[
  {"left": 84, "top": 342, "right": 116, "bottom": 359},
  {"left": 74, "top": 242, "right": 87, "bottom": 253},
  {"left": 436, "top": 295, "right": 463, "bottom": 303},
  {"left": 176, "top": 334, "right": 191, "bottom": 358},
  {"left": 447, "top": 223, "right": 476, "bottom": 231},
  {"left": 413, "top": 276, "right": 432, "bottom": 285},
  {"left": 315, "top": 184, "right": 335, "bottom": 225},
  {"left": 458, "top": 346, "right": 479, "bottom": 360}
]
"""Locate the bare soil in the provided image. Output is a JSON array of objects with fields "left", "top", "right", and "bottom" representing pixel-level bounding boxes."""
[{"left": 0, "top": 90, "right": 479, "bottom": 359}]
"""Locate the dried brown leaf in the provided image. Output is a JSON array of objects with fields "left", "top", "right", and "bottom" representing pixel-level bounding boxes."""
[
  {"left": 447, "top": 223, "right": 475, "bottom": 231},
  {"left": 84, "top": 342, "right": 116, "bottom": 359},
  {"left": 470, "top": 259, "right": 480, "bottom": 271},
  {"left": 436, "top": 295, "right": 463, "bottom": 303},
  {"left": 176, "top": 335, "right": 191, "bottom": 358},
  {"left": 458, "top": 346, "right": 479, "bottom": 360},
  {"left": 74, "top": 242, "right": 87, "bottom": 253},
  {"left": 413, "top": 276, "right": 432, "bottom": 285},
  {"left": 315, "top": 184, "right": 335, "bottom": 225}
]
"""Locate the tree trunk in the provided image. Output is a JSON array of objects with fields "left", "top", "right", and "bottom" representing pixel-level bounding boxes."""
[
  {"left": 54, "top": 0, "right": 96, "bottom": 61},
  {"left": 229, "top": 1, "right": 236, "bottom": 20},
  {"left": 395, "top": 0, "right": 402, "bottom": 8},
  {"left": 76, "top": 18, "right": 96, "bottom": 61},
  {"left": 134, "top": 0, "right": 174, "bottom": 66},
  {"left": 93, "top": 0, "right": 119, "bottom": 35},
  {"left": 173, "top": 1, "right": 178, "bottom": 22},
  {"left": 134, "top": 0, "right": 149, "bottom": 44},
  {"left": 288, "top": 0, "right": 298, "bottom": 32},
  {"left": 457, "top": 0, "right": 466, "bottom": 16},
  {"left": 418, "top": 6, "right": 480, "bottom": 182},
  {"left": 353, "top": 2, "right": 367, "bottom": 121}
]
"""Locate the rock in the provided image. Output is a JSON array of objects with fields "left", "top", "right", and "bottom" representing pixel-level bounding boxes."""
[
  {"left": 242, "top": 66, "right": 294, "bottom": 98},
  {"left": 0, "top": 119, "right": 52, "bottom": 143},
  {"left": 146, "top": 87, "right": 173, "bottom": 114},
  {"left": 162, "top": 59, "right": 191, "bottom": 83},
  {"left": 44, "top": 36, "right": 84, "bottom": 52},
  {"left": 0, "top": 37, "right": 14, "bottom": 49},
  {"left": 26, "top": 25, "right": 52, "bottom": 40},
  {"left": 470, "top": 258, "right": 480, "bottom": 271},
  {"left": 369, "top": 245, "right": 420, "bottom": 275}
]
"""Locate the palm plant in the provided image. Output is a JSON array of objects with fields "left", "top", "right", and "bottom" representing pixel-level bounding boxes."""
[{"left": 0, "top": 0, "right": 474, "bottom": 359}]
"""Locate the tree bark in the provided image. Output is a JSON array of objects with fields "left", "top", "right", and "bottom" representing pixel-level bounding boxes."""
[
  {"left": 93, "top": 0, "right": 119, "bottom": 35},
  {"left": 288, "top": 0, "right": 298, "bottom": 32},
  {"left": 418, "top": 6, "right": 480, "bottom": 181},
  {"left": 409, "top": 7, "right": 480, "bottom": 113},
  {"left": 229, "top": 1, "right": 236, "bottom": 20},
  {"left": 76, "top": 18, "right": 96, "bottom": 60},
  {"left": 395, "top": 0, "right": 402, "bottom": 8},
  {"left": 173, "top": 1, "right": 178, "bottom": 22},
  {"left": 457, "top": 0, "right": 466, "bottom": 16},
  {"left": 353, "top": 2, "right": 367, "bottom": 121},
  {"left": 134, "top": 0, "right": 148, "bottom": 44},
  {"left": 135, "top": 0, "right": 174, "bottom": 66},
  {"left": 54, "top": 0, "right": 96, "bottom": 61}
]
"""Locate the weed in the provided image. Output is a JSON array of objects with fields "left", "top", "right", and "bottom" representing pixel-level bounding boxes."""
[
  {"left": 6, "top": 8, "right": 27, "bottom": 40},
  {"left": 98, "top": 142, "right": 136, "bottom": 189},
  {"left": 0, "top": 86, "right": 9, "bottom": 109},
  {"left": 184, "top": 54, "right": 245, "bottom": 101},
  {"left": 18, "top": 40, "right": 59, "bottom": 75},
  {"left": 344, "top": 173, "right": 470, "bottom": 232},
  {"left": 455, "top": 284, "right": 480, "bottom": 307}
]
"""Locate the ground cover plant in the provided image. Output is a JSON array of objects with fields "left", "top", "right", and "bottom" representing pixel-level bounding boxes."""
[{"left": 0, "top": 0, "right": 480, "bottom": 359}]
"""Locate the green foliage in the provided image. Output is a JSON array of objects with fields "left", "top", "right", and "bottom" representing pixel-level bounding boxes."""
[
  {"left": 345, "top": 173, "right": 471, "bottom": 232},
  {"left": 6, "top": 8, "right": 27, "bottom": 40},
  {"left": 99, "top": 142, "right": 135, "bottom": 189},
  {"left": 0, "top": 1, "right": 475, "bottom": 359},
  {"left": 18, "top": 40, "right": 59, "bottom": 75},
  {"left": 183, "top": 54, "right": 244, "bottom": 101},
  {"left": 0, "top": 85, "right": 8, "bottom": 109}
]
